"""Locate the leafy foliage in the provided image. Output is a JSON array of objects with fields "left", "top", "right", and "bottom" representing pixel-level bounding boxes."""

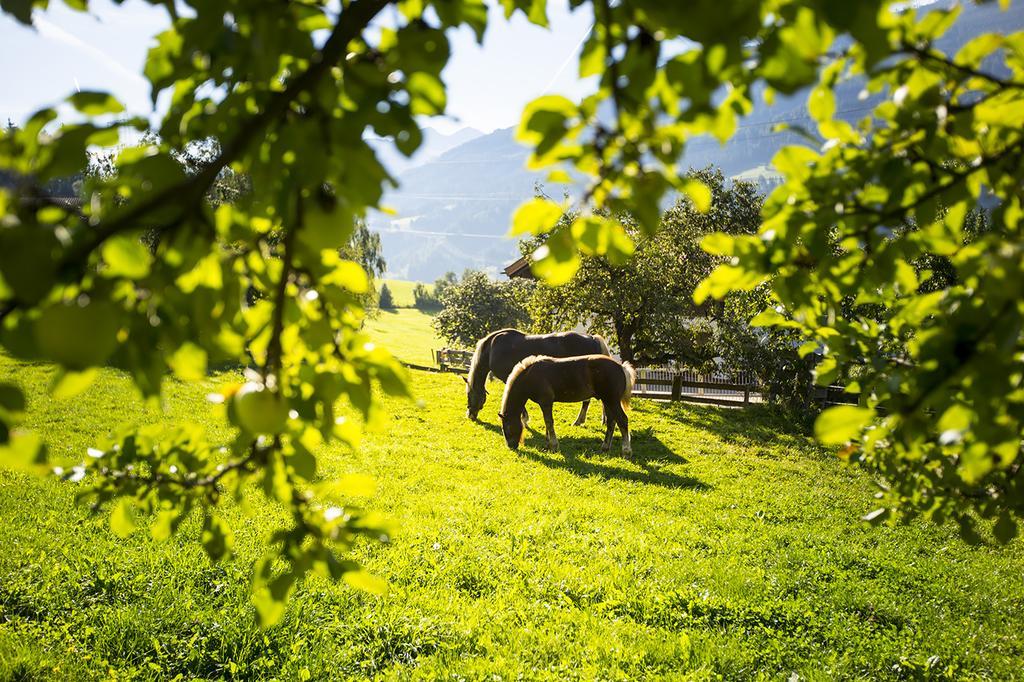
[
  {"left": 432, "top": 271, "right": 534, "bottom": 347},
  {"left": 527, "top": 169, "right": 760, "bottom": 363},
  {"left": 414, "top": 271, "right": 456, "bottom": 310},
  {"left": 689, "top": 6, "right": 1024, "bottom": 540}
]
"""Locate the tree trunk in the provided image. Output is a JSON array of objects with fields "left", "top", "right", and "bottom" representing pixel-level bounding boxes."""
[{"left": 614, "top": 319, "right": 635, "bottom": 363}]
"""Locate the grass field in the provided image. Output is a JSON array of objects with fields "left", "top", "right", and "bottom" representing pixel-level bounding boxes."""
[
  {"left": 374, "top": 279, "right": 432, "bottom": 309},
  {"left": 362, "top": 307, "right": 447, "bottom": 366},
  {"left": 2, "top": 312, "right": 1023, "bottom": 679}
]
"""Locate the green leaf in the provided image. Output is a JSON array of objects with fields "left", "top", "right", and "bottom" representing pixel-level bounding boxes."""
[
  {"left": 252, "top": 567, "right": 296, "bottom": 628},
  {"left": 0, "top": 0, "right": 34, "bottom": 25},
  {"left": 343, "top": 569, "right": 388, "bottom": 595},
  {"left": 168, "top": 342, "right": 208, "bottom": 383},
  {"left": 814, "top": 406, "right": 873, "bottom": 445},
  {"left": 693, "top": 264, "right": 766, "bottom": 304},
  {"left": 510, "top": 198, "right": 563, "bottom": 237},
  {"left": 579, "top": 29, "right": 605, "bottom": 78},
  {"left": 682, "top": 179, "right": 711, "bottom": 213},
  {"left": 0, "top": 383, "right": 26, "bottom": 414},
  {"left": 110, "top": 498, "right": 138, "bottom": 538},
  {"left": 324, "top": 260, "right": 369, "bottom": 294},
  {"left": 201, "top": 514, "right": 235, "bottom": 561},
  {"left": 50, "top": 369, "right": 99, "bottom": 400},
  {"left": 530, "top": 230, "right": 580, "bottom": 286},
  {"left": 101, "top": 235, "right": 151, "bottom": 279},
  {"left": 993, "top": 513, "right": 1017, "bottom": 543},
  {"left": 335, "top": 473, "right": 376, "bottom": 498},
  {"left": 68, "top": 91, "right": 125, "bottom": 116},
  {"left": 700, "top": 232, "right": 735, "bottom": 256},
  {"left": 0, "top": 430, "right": 47, "bottom": 474},
  {"left": 302, "top": 205, "right": 355, "bottom": 252},
  {"left": 808, "top": 84, "right": 835, "bottom": 125},
  {"left": 407, "top": 72, "right": 446, "bottom": 116},
  {"left": 287, "top": 446, "right": 317, "bottom": 481}
]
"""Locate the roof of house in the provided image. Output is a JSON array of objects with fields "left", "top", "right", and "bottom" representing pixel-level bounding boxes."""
[{"left": 503, "top": 256, "right": 533, "bottom": 279}]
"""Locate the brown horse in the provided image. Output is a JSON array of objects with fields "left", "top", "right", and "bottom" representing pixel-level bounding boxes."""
[
  {"left": 498, "top": 354, "right": 636, "bottom": 456},
  {"left": 463, "top": 329, "right": 611, "bottom": 424}
]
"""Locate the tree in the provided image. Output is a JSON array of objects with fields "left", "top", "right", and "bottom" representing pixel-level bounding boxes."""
[
  {"left": 414, "top": 271, "right": 455, "bottom": 310},
  {"left": 378, "top": 283, "right": 395, "bottom": 310},
  {"left": 432, "top": 271, "right": 533, "bottom": 347},
  {"left": 0, "top": 0, "right": 1021, "bottom": 627},
  {"left": 433, "top": 271, "right": 458, "bottom": 301},
  {"left": 527, "top": 169, "right": 760, "bottom": 363},
  {"left": 412, "top": 283, "right": 434, "bottom": 309},
  {"left": 688, "top": 12, "right": 1024, "bottom": 542}
]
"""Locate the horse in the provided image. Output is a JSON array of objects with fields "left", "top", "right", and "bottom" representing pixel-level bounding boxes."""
[
  {"left": 463, "top": 329, "right": 611, "bottom": 424},
  {"left": 498, "top": 354, "right": 636, "bottom": 456}
]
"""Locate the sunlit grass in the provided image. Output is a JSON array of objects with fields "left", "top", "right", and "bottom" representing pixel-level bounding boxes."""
[
  {"left": 1, "top": 310, "right": 1023, "bottom": 679},
  {"left": 374, "top": 279, "right": 431, "bottom": 308},
  {"left": 363, "top": 307, "right": 447, "bottom": 367}
]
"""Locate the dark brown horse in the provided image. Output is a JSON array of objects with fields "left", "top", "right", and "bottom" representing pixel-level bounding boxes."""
[
  {"left": 498, "top": 354, "right": 636, "bottom": 456},
  {"left": 463, "top": 329, "right": 611, "bottom": 424}
]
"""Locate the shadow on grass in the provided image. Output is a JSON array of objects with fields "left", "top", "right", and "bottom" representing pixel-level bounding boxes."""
[
  {"left": 649, "top": 401, "right": 813, "bottom": 449},
  {"left": 520, "top": 445, "right": 709, "bottom": 491},
  {"left": 474, "top": 418, "right": 706, "bottom": 491}
]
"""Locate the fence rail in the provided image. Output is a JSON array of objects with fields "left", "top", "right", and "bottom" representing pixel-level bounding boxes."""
[{"left": 425, "top": 348, "right": 859, "bottom": 408}]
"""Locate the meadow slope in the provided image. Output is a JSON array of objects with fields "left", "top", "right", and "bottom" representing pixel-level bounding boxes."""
[{"left": 1, "top": 343, "right": 1023, "bottom": 679}]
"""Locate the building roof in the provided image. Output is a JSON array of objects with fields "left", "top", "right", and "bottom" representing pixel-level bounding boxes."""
[{"left": 503, "top": 256, "right": 533, "bottom": 279}]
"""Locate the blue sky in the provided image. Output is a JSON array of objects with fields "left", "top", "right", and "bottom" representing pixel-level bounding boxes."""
[{"left": 0, "top": 0, "right": 594, "bottom": 134}]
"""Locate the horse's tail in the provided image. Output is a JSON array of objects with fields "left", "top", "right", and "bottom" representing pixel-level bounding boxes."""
[
  {"left": 595, "top": 334, "right": 612, "bottom": 357},
  {"left": 620, "top": 361, "right": 636, "bottom": 412}
]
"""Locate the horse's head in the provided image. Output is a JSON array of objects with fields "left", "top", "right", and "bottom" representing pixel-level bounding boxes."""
[
  {"left": 464, "top": 375, "right": 486, "bottom": 420},
  {"left": 498, "top": 411, "right": 524, "bottom": 451}
]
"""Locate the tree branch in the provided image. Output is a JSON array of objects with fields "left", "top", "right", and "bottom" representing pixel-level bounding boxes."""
[{"left": 0, "top": 0, "right": 391, "bottom": 324}]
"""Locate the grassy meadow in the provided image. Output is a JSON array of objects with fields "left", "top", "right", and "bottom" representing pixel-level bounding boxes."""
[
  {"left": 374, "top": 280, "right": 432, "bottom": 309},
  {"left": 2, "top": 311, "right": 1024, "bottom": 680},
  {"left": 362, "top": 307, "right": 447, "bottom": 367}
]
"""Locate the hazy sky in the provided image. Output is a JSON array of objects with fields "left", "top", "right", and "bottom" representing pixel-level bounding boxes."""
[{"left": 0, "top": 0, "right": 594, "bottom": 134}]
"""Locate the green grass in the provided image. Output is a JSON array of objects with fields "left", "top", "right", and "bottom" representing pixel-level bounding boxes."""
[
  {"left": 2, "top": 327, "right": 1024, "bottom": 678},
  {"left": 362, "top": 307, "right": 447, "bottom": 367},
  {"left": 375, "top": 279, "right": 431, "bottom": 308}
]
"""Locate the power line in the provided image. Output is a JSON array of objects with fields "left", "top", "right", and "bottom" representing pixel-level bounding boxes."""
[{"left": 373, "top": 226, "right": 512, "bottom": 239}]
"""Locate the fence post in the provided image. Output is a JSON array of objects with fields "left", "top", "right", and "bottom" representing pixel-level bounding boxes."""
[
  {"left": 671, "top": 373, "right": 682, "bottom": 401},
  {"left": 744, "top": 385, "right": 750, "bottom": 405}
]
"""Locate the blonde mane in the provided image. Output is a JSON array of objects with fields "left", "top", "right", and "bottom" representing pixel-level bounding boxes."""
[{"left": 500, "top": 355, "right": 549, "bottom": 413}]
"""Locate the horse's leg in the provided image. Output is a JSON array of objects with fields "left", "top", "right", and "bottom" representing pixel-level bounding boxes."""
[
  {"left": 600, "top": 400, "right": 615, "bottom": 451},
  {"left": 572, "top": 400, "right": 590, "bottom": 426},
  {"left": 522, "top": 407, "right": 530, "bottom": 425},
  {"left": 541, "top": 403, "right": 558, "bottom": 451},
  {"left": 613, "top": 403, "right": 632, "bottom": 458}
]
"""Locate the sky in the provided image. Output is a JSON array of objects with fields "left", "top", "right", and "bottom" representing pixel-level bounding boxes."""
[{"left": 0, "top": 0, "right": 595, "bottom": 135}]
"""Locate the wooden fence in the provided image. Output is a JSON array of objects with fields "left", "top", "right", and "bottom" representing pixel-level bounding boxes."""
[
  {"left": 435, "top": 348, "right": 473, "bottom": 374},
  {"left": 427, "top": 349, "right": 790, "bottom": 408}
]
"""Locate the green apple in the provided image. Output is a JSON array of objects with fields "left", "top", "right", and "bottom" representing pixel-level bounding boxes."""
[
  {"left": 34, "top": 300, "right": 120, "bottom": 370},
  {"left": 233, "top": 382, "right": 289, "bottom": 435}
]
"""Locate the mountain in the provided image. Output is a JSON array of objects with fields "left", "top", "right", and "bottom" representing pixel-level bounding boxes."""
[
  {"left": 370, "top": 127, "right": 541, "bottom": 281},
  {"left": 368, "top": 126, "right": 483, "bottom": 176},
  {"left": 371, "top": 0, "right": 1022, "bottom": 281}
]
